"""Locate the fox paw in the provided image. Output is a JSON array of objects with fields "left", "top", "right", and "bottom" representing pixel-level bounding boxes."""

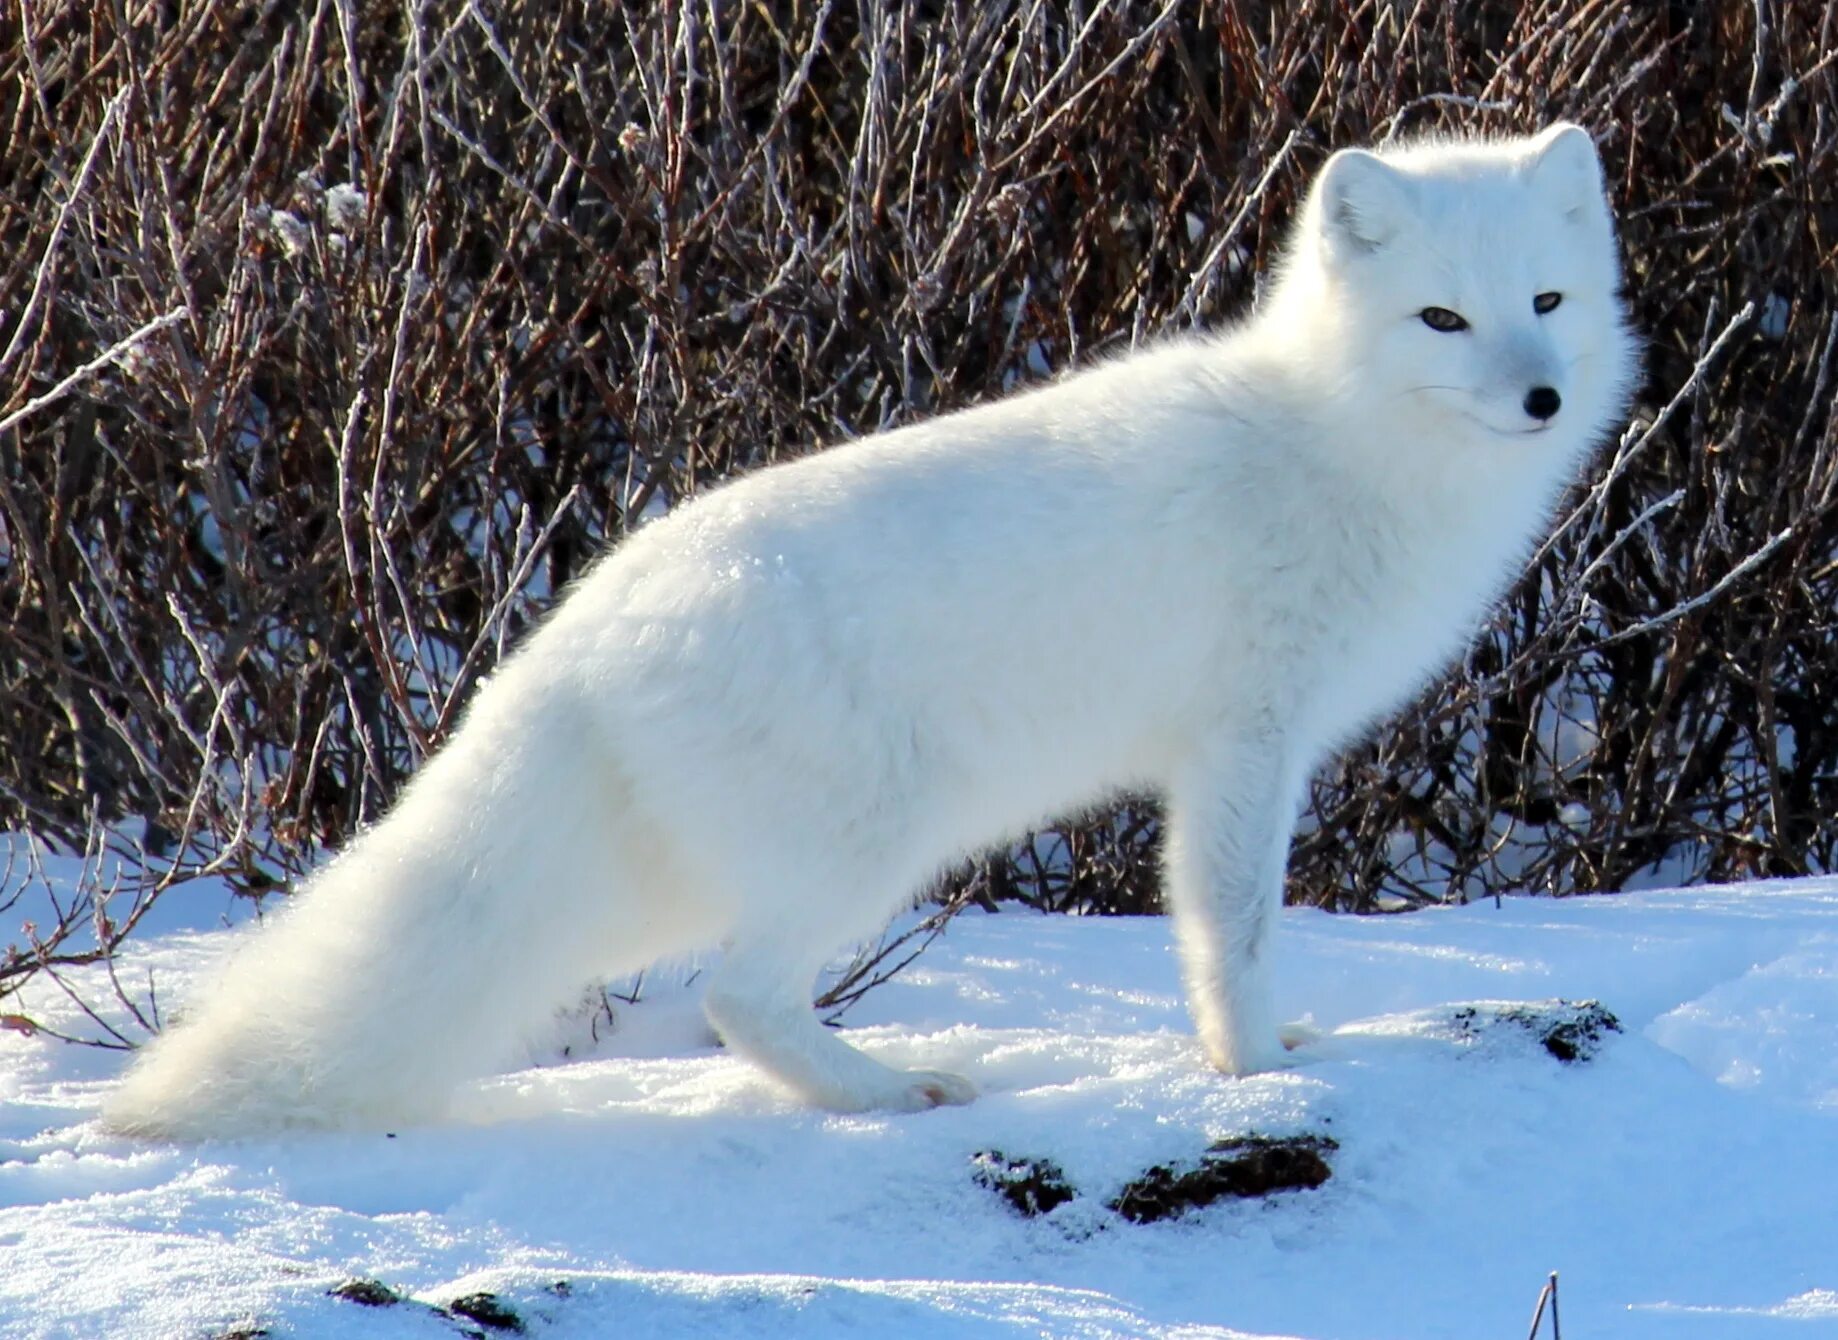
[
  {"left": 895, "top": 1068, "right": 978, "bottom": 1111},
  {"left": 1209, "top": 1024, "right": 1318, "bottom": 1077},
  {"left": 1277, "top": 1017, "right": 1324, "bottom": 1051}
]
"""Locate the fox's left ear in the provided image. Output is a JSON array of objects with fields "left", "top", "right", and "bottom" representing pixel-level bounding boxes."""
[{"left": 1526, "top": 123, "right": 1608, "bottom": 224}]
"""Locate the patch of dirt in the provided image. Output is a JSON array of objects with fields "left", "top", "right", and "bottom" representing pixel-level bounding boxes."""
[
  {"left": 1448, "top": 999, "right": 1622, "bottom": 1062},
  {"left": 1108, "top": 1134, "right": 1337, "bottom": 1224}
]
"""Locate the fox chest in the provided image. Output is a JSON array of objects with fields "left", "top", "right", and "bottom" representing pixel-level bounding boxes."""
[{"left": 1286, "top": 511, "right": 1522, "bottom": 748}]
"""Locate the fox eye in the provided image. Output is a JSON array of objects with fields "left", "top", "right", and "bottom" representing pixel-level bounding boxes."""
[
  {"left": 1534, "top": 291, "right": 1563, "bottom": 314},
  {"left": 1419, "top": 306, "right": 1469, "bottom": 333}
]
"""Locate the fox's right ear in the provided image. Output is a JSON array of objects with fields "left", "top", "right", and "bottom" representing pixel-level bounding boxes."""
[{"left": 1315, "top": 148, "right": 1415, "bottom": 256}]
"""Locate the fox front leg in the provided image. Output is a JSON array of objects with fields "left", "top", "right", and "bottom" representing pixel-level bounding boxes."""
[{"left": 1163, "top": 727, "right": 1311, "bottom": 1076}]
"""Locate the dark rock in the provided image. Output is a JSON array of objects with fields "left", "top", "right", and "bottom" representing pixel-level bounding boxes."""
[
  {"left": 971, "top": 1149, "right": 1078, "bottom": 1217},
  {"left": 328, "top": 1278, "right": 400, "bottom": 1307},
  {"left": 449, "top": 1292, "right": 525, "bottom": 1333}
]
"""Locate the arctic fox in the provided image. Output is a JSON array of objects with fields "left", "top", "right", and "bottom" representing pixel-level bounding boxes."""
[{"left": 105, "top": 124, "right": 1636, "bottom": 1138}]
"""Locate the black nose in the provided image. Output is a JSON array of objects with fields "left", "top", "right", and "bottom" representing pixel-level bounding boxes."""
[{"left": 1524, "top": 386, "right": 1562, "bottom": 421}]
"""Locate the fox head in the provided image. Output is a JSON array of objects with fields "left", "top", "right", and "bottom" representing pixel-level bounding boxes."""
[{"left": 1274, "top": 124, "right": 1637, "bottom": 455}]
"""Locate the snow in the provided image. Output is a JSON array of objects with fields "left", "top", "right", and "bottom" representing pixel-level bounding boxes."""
[{"left": 5, "top": 874, "right": 1838, "bottom": 1338}]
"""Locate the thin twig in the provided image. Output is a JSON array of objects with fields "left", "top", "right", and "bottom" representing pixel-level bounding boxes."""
[{"left": 0, "top": 308, "right": 189, "bottom": 436}]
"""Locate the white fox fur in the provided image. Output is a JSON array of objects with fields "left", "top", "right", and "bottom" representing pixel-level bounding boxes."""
[{"left": 105, "top": 124, "right": 1637, "bottom": 1137}]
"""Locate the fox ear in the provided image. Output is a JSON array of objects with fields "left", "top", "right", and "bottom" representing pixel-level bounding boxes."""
[
  {"left": 1315, "top": 148, "right": 1415, "bottom": 255},
  {"left": 1526, "top": 123, "right": 1607, "bottom": 223}
]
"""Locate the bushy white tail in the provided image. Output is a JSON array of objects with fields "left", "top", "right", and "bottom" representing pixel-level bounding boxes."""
[{"left": 103, "top": 683, "right": 662, "bottom": 1138}]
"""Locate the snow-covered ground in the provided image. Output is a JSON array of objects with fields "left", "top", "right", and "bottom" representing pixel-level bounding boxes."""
[{"left": 4, "top": 870, "right": 1838, "bottom": 1339}]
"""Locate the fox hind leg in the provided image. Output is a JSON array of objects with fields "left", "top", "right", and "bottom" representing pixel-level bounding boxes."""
[{"left": 703, "top": 925, "right": 975, "bottom": 1113}]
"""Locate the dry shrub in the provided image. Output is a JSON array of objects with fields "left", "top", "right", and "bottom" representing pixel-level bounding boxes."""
[{"left": 2, "top": 1, "right": 1836, "bottom": 1013}]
